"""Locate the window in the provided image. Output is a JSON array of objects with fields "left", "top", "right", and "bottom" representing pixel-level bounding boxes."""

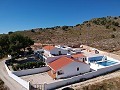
[
  {"left": 58, "top": 51, "right": 62, "bottom": 55},
  {"left": 77, "top": 67, "right": 79, "bottom": 71},
  {"left": 57, "top": 70, "right": 64, "bottom": 75},
  {"left": 68, "top": 50, "right": 70, "bottom": 53},
  {"left": 83, "top": 57, "right": 87, "bottom": 61}
]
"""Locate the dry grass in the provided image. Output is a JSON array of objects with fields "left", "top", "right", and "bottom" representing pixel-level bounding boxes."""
[
  {"left": 13, "top": 16, "right": 120, "bottom": 52},
  {"left": 80, "top": 77, "right": 120, "bottom": 90}
]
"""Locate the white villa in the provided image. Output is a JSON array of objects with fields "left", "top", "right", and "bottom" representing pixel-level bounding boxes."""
[
  {"left": 5, "top": 44, "right": 120, "bottom": 90},
  {"left": 43, "top": 45, "right": 76, "bottom": 57},
  {"left": 47, "top": 56, "right": 90, "bottom": 79}
]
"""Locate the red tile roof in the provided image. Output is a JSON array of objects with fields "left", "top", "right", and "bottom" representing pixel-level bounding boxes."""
[
  {"left": 43, "top": 45, "right": 55, "bottom": 51},
  {"left": 48, "top": 57, "right": 74, "bottom": 71},
  {"left": 72, "top": 53, "right": 85, "bottom": 58}
]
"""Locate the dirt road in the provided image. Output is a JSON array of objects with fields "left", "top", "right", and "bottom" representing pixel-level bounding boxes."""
[{"left": 0, "top": 58, "right": 27, "bottom": 90}]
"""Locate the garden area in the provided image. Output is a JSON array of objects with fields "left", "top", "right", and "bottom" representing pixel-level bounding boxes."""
[
  {"left": 11, "top": 61, "right": 46, "bottom": 71},
  {"left": 6, "top": 55, "right": 46, "bottom": 71},
  {"left": 0, "top": 33, "right": 46, "bottom": 71}
]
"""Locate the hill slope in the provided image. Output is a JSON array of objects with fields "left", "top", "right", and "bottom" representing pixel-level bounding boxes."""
[{"left": 14, "top": 16, "right": 120, "bottom": 52}]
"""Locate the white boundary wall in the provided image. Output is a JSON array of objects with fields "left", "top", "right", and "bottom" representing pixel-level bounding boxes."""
[
  {"left": 4, "top": 63, "right": 30, "bottom": 90},
  {"left": 45, "top": 63, "right": 120, "bottom": 90},
  {"left": 13, "top": 66, "right": 50, "bottom": 76},
  {"left": 5, "top": 62, "right": 50, "bottom": 90}
]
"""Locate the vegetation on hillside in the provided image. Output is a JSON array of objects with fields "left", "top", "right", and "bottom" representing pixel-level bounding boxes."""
[
  {"left": 79, "top": 77, "right": 120, "bottom": 90},
  {"left": 10, "top": 16, "right": 120, "bottom": 52}
]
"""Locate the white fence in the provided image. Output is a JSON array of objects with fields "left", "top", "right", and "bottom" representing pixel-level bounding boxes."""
[
  {"left": 5, "top": 62, "right": 50, "bottom": 90},
  {"left": 4, "top": 63, "right": 30, "bottom": 90},
  {"left": 45, "top": 63, "right": 120, "bottom": 90},
  {"left": 13, "top": 66, "right": 50, "bottom": 76}
]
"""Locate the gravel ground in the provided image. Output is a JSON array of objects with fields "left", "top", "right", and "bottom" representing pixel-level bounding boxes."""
[
  {"left": 71, "top": 70, "right": 120, "bottom": 89},
  {"left": 71, "top": 45, "right": 120, "bottom": 90}
]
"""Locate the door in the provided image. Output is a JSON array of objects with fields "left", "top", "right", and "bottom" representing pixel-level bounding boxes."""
[{"left": 58, "top": 51, "right": 62, "bottom": 55}]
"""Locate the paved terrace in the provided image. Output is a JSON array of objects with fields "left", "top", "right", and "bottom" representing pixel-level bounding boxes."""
[
  {"left": 21, "top": 72, "right": 54, "bottom": 85},
  {"left": 81, "top": 48, "right": 103, "bottom": 58},
  {"left": 82, "top": 45, "right": 120, "bottom": 61},
  {"left": 21, "top": 71, "right": 67, "bottom": 85}
]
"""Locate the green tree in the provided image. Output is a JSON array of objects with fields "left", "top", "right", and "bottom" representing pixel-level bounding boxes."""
[
  {"left": 0, "top": 33, "right": 34, "bottom": 59},
  {"left": 8, "top": 31, "right": 14, "bottom": 35},
  {"left": 0, "top": 35, "right": 10, "bottom": 57},
  {"left": 62, "top": 26, "right": 68, "bottom": 30}
]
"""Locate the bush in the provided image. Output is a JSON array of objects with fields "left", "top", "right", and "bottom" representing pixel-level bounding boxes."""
[
  {"left": 113, "top": 28, "right": 116, "bottom": 31},
  {"left": 76, "top": 24, "right": 81, "bottom": 26},
  {"left": 62, "top": 26, "right": 68, "bottom": 30},
  {"left": 112, "top": 21, "right": 119, "bottom": 26},
  {"left": 12, "top": 65, "right": 17, "bottom": 71},
  {"left": 111, "top": 34, "right": 115, "bottom": 38},
  {"left": 31, "top": 29, "right": 35, "bottom": 32},
  {"left": 12, "top": 61, "right": 46, "bottom": 71},
  {"left": 19, "top": 64, "right": 24, "bottom": 70},
  {"left": 106, "top": 25, "right": 110, "bottom": 29}
]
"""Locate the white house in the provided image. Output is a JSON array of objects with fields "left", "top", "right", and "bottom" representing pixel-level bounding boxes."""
[
  {"left": 43, "top": 45, "right": 72, "bottom": 57},
  {"left": 48, "top": 56, "right": 90, "bottom": 79},
  {"left": 71, "top": 53, "right": 87, "bottom": 62}
]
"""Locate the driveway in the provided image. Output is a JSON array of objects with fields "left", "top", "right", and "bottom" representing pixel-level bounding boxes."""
[
  {"left": 21, "top": 72, "right": 54, "bottom": 85},
  {"left": 0, "top": 58, "right": 27, "bottom": 90}
]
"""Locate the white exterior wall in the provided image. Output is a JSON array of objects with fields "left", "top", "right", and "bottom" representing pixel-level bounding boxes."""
[
  {"left": 4, "top": 63, "right": 30, "bottom": 90},
  {"left": 13, "top": 66, "right": 50, "bottom": 76},
  {"left": 44, "top": 50, "right": 51, "bottom": 57},
  {"left": 45, "top": 63, "right": 120, "bottom": 90},
  {"left": 57, "top": 62, "right": 90, "bottom": 79},
  {"left": 77, "top": 57, "right": 86, "bottom": 62},
  {"left": 50, "top": 48, "right": 68, "bottom": 55}
]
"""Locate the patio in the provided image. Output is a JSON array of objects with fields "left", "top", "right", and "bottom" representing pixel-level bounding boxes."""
[{"left": 20, "top": 72, "right": 54, "bottom": 85}]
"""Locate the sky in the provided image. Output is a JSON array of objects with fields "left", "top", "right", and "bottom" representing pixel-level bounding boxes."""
[{"left": 0, "top": 0, "right": 120, "bottom": 34}]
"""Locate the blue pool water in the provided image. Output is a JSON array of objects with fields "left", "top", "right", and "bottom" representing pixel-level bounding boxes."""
[
  {"left": 97, "top": 60, "right": 117, "bottom": 66},
  {"left": 89, "top": 56, "right": 104, "bottom": 62}
]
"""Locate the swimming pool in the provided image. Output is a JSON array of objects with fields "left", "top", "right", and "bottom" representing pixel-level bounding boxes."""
[{"left": 97, "top": 60, "right": 117, "bottom": 66}]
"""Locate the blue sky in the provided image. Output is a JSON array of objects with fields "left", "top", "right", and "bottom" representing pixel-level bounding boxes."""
[{"left": 0, "top": 0, "right": 120, "bottom": 34}]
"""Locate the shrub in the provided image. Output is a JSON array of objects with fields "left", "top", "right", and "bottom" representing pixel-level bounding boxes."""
[
  {"left": 113, "top": 28, "right": 116, "bottom": 31},
  {"left": 12, "top": 65, "right": 17, "bottom": 71},
  {"left": 19, "top": 64, "right": 24, "bottom": 70},
  {"left": 31, "top": 29, "right": 35, "bottom": 32},
  {"left": 76, "top": 24, "right": 81, "bottom": 26},
  {"left": 12, "top": 61, "right": 46, "bottom": 71},
  {"left": 106, "top": 25, "right": 110, "bottom": 29},
  {"left": 62, "top": 26, "right": 68, "bottom": 30},
  {"left": 23, "top": 63, "right": 27, "bottom": 69},
  {"left": 111, "top": 34, "right": 115, "bottom": 38},
  {"left": 112, "top": 21, "right": 119, "bottom": 26},
  {"left": 114, "top": 17, "right": 118, "bottom": 19},
  {"left": 101, "top": 21, "right": 106, "bottom": 25}
]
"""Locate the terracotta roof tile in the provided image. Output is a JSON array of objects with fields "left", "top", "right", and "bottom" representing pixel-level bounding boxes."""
[
  {"left": 72, "top": 53, "right": 85, "bottom": 58},
  {"left": 48, "top": 57, "right": 74, "bottom": 71},
  {"left": 43, "top": 45, "right": 55, "bottom": 51}
]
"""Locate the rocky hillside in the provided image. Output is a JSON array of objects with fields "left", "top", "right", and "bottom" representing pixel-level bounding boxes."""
[
  {"left": 78, "top": 76, "right": 120, "bottom": 90},
  {"left": 13, "top": 16, "right": 120, "bottom": 52}
]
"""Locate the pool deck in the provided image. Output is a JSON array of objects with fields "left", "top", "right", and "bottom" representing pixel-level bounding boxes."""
[
  {"left": 89, "top": 56, "right": 120, "bottom": 70},
  {"left": 82, "top": 45, "right": 120, "bottom": 61}
]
